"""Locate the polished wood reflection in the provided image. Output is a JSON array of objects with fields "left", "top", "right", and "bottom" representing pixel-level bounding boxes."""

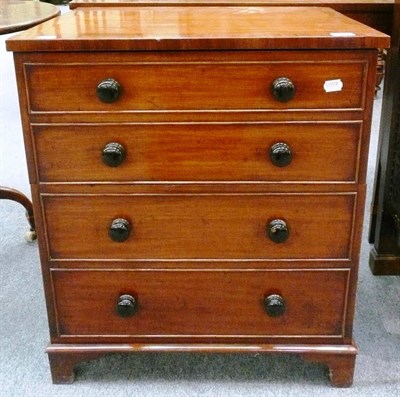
[
  {"left": 6, "top": 6, "right": 390, "bottom": 52},
  {"left": 68, "top": 0, "right": 394, "bottom": 34}
]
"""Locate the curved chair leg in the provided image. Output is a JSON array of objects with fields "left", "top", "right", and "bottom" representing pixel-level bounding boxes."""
[{"left": 0, "top": 186, "right": 36, "bottom": 241}]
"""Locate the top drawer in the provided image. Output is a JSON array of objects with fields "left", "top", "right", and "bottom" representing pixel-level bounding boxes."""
[{"left": 23, "top": 51, "right": 368, "bottom": 114}]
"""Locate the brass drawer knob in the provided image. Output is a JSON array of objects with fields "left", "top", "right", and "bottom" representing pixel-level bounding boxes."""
[
  {"left": 108, "top": 218, "right": 131, "bottom": 242},
  {"left": 96, "top": 78, "right": 122, "bottom": 103},
  {"left": 271, "top": 77, "right": 296, "bottom": 102},
  {"left": 267, "top": 219, "right": 289, "bottom": 243},
  {"left": 269, "top": 142, "right": 292, "bottom": 167},
  {"left": 116, "top": 294, "right": 137, "bottom": 317},
  {"left": 102, "top": 142, "right": 126, "bottom": 167},
  {"left": 264, "top": 294, "right": 286, "bottom": 317}
]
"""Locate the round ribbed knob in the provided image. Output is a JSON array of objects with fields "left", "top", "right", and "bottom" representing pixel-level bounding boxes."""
[
  {"left": 108, "top": 218, "right": 131, "bottom": 242},
  {"left": 96, "top": 78, "right": 122, "bottom": 103},
  {"left": 271, "top": 77, "right": 296, "bottom": 102},
  {"left": 269, "top": 142, "right": 292, "bottom": 167},
  {"left": 102, "top": 142, "right": 126, "bottom": 167},
  {"left": 267, "top": 219, "right": 289, "bottom": 243},
  {"left": 116, "top": 294, "right": 137, "bottom": 317},
  {"left": 264, "top": 294, "right": 286, "bottom": 317}
]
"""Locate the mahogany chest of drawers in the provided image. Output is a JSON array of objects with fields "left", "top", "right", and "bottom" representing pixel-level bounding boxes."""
[{"left": 6, "top": 6, "right": 389, "bottom": 386}]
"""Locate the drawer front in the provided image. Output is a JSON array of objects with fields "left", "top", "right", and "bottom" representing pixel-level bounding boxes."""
[
  {"left": 25, "top": 57, "right": 366, "bottom": 113},
  {"left": 43, "top": 193, "right": 355, "bottom": 260},
  {"left": 33, "top": 122, "right": 361, "bottom": 183},
  {"left": 52, "top": 269, "right": 348, "bottom": 338}
]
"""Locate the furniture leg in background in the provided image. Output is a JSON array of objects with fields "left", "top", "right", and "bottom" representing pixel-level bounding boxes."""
[
  {"left": 0, "top": 187, "right": 36, "bottom": 241},
  {"left": 0, "top": 1, "right": 60, "bottom": 241}
]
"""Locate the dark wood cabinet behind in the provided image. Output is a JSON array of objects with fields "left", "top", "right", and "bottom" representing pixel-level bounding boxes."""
[{"left": 369, "top": 0, "right": 400, "bottom": 274}]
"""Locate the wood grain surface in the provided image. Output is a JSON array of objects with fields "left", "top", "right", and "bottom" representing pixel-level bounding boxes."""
[{"left": 6, "top": 6, "right": 390, "bottom": 51}]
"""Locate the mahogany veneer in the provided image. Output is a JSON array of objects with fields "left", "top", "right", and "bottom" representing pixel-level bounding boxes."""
[
  {"left": 67, "top": 1, "right": 394, "bottom": 93},
  {"left": 6, "top": 6, "right": 389, "bottom": 386},
  {"left": 68, "top": 1, "right": 394, "bottom": 35}
]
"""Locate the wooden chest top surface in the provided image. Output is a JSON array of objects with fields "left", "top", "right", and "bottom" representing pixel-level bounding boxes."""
[
  {"left": 68, "top": 0, "right": 394, "bottom": 8},
  {"left": 6, "top": 6, "right": 390, "bottom": 52}
]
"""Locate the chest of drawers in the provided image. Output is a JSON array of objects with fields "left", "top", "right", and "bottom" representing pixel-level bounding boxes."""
[{"left": 6, "top": 6, "right": 389, "bottom": 387}]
